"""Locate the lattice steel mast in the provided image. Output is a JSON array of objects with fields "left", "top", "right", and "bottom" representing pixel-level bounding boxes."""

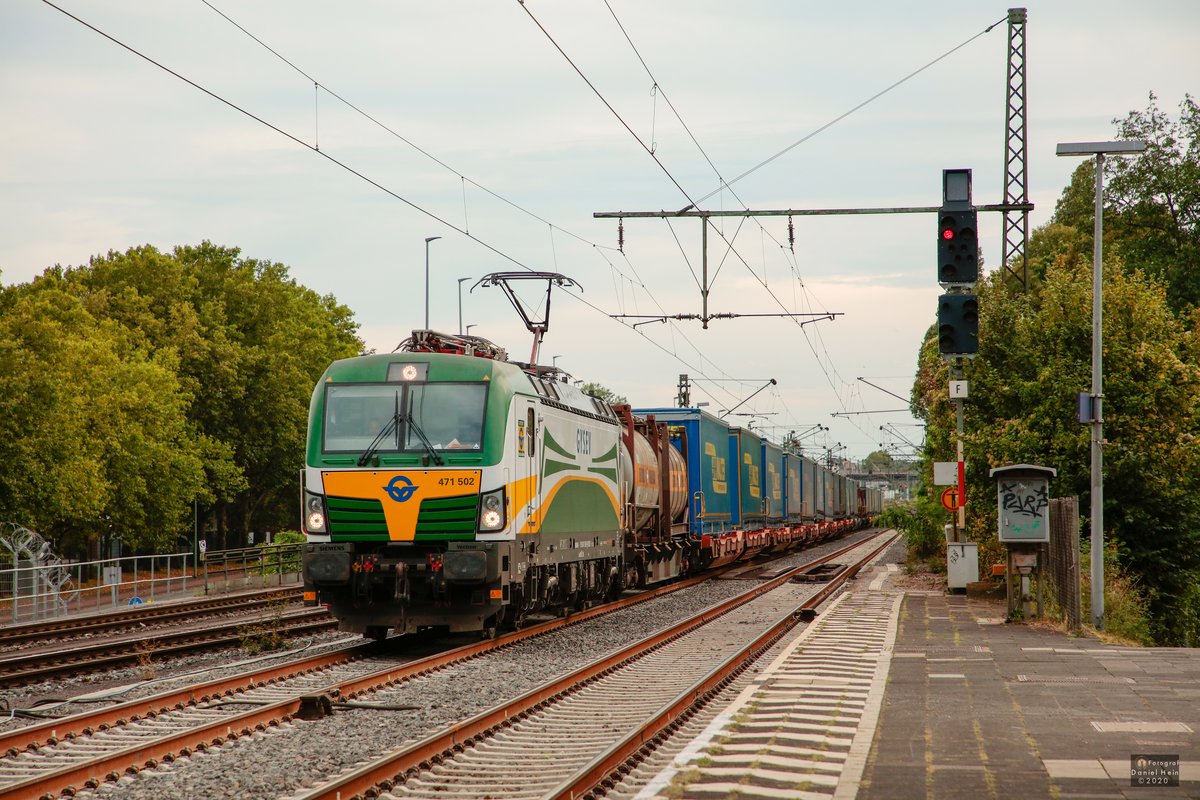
[{"left": 1001, "top": 8, "right": 1029, "bottom": 289}]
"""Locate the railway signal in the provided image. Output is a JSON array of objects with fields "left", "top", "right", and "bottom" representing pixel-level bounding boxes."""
[
  {"left": 938, "top": 208, "right": 979, "bottom": 285},
  {"left": 938, "top": 169, "right": 978, "bottom": 286},
  {"left": 937, "top": 293, "right": 979, "bottom": 356}
]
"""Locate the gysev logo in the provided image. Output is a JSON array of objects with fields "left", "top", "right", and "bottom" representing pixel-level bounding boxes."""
[{"left": 383, "top": 475, "right": 419, "bottom": 502}]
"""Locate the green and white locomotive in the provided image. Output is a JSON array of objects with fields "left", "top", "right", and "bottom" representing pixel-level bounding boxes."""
[{"left": 301, "top": 330, "right": 628, "bottom": 638}]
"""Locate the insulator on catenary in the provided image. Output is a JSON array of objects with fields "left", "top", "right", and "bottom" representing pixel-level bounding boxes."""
[
  {"left": 618, "top": 219, "right": 625, "bottom": 254},
  {"left": 788, "top": 215, "right": 795, "bottom": 253}
]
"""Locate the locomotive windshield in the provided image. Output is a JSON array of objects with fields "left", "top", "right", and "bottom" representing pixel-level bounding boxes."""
[{"left": 323, "top": 382, "right": 487, "bottom": 454}]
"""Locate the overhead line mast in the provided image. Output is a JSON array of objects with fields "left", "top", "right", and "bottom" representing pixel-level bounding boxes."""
[{"left": 1001, "top": 8, "right": 1030, "bottom": 289}]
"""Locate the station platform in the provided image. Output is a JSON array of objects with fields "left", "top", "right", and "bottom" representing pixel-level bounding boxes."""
[
  {"left": 858, "top": 578, "right": 1200, "bottom": 799},
  {"left": 632, "top": 550, "right": 1199, "bottom": 799}
]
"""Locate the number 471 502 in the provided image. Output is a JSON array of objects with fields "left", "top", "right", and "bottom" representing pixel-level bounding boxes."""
[{"left": 438, "top": 476, "right": 476, "bottom": 487}]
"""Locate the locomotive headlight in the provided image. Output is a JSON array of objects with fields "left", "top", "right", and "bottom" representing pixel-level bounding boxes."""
[
  {"left": 478, "top": 488, "right": 506, "bottom": 532},
  {"left": 304, "top": 491, "right": 328, "bottom": 534}
]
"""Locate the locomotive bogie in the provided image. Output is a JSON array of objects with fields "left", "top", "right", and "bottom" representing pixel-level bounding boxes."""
[{"left": 304, "top": 540, "right": 514, "bottom": 634}]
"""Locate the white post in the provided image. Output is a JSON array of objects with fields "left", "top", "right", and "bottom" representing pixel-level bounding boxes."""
[
  {"left": 424, "top": 236, "right": 441, "bottom": 329},
  {"left": 457, "top": 277, "right": 470, "bottom": 335}
]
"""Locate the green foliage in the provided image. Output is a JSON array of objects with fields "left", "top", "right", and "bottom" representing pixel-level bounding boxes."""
[
  {"left": 1082, "top": 545, "right": 1155, "bottom": 646},
  {"left": 878, "top": 495, "right": 947, "bottom": 560},
  {"left": 862, "top": 450, "right": 896, "bottom": 473},
  {"left": 238, "top": 597, "right": 289, "bottom": 654},
  {"left": 262, "top": 530, "right": 305, "bottom": 575},
  {"left": 0, "top": 284, "right": 204, "bottom": 553},
  {"left": 580, "top": 382, "right": 627, "bottom": 406},
  {"left": 1053, "top": 93, "right": 1200, "bottom": 313},
  {"left": 0, "top": 243, "right": 363, "bottom": 556}
]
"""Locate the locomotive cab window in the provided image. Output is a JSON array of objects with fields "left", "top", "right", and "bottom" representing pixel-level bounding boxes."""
[
  {"left": 407, "top": 383, "right": 486, "bottom": 450},
  {"left": 323, "top": 382, "right": 487, "bottom": 454}
]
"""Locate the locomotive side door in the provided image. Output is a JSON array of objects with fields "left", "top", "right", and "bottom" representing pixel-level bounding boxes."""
[{"left": 518, "top": 397, "right": 541, "bottom": 532}]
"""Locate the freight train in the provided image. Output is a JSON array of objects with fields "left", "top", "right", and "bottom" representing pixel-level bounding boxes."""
[{"left": 300, "top": 330, "right": 882, "bottom": 639}]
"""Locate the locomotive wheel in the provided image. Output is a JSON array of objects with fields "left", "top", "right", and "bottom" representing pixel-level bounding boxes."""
[{"left": 498, "top": 605, "right": 527, "bottom": 632}]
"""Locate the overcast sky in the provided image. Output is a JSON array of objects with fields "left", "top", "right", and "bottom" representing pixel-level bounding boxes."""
[{"left": 2, "top": 1, "right": 1197, "bottom": 461}]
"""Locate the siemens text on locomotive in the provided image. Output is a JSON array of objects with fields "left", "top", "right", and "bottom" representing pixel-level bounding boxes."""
[{"left": 301, "top": 330, "right": 882, "bottom": 639}]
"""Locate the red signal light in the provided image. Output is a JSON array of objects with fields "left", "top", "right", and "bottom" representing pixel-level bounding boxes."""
[{"left": 942, "top": 229, "right": 955, "bottom": 240}]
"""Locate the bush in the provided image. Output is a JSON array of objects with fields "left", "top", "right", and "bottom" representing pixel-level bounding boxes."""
[
  {"left": 1081, "top": 544, "right": 1154, "bottom": 645},
  {"left": 262, "top": 530, "right": 305, "bottom": 575},
  {"left": 271, "top": 530, "right": 306, "bottom": 546},
  {"left": 879, "top": 495, "right": 948, "bottom": 560}
]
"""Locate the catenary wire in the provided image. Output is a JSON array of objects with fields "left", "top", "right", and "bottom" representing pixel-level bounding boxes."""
[
  {"left": 693, "top": 13, "right": 1009, "bottom": 205},
  {"left": 40, "top": 0, "right": 760, "bottom": 416},
  {"left": 520, "top": 0, "right": 863, "bottom": 429},
  {"left": 523, "top": 0, "right": 935, "bottom": 443},
  {"left": 195, "top": 0, "right": 763, "bottom": 412},
  {"left": 590, "top": 3, "right": 1003, "bottom": 444}
]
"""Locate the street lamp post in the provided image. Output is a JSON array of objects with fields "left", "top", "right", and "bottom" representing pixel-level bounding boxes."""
[
  {"left": 424, "top": 236, "right": 442, "bottom": 330},
  {"left": 1056, "top": 139, "right": 1147, "bottom": 631},
  {"left": 457, "top": 277, "right": 471, "bottom": 335},
  {"left": 465, "top": 324, "right": 476, "bottom": 336}
]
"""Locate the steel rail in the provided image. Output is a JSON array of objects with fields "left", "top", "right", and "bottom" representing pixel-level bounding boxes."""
[
  {"left": 0, "top": 587, "right": 301, "bottom": 646},
  {"left": 0, "top": 608, "right": 334, "bottom": 687},
  {"left": 0, "top": 559, "right": 739, "bottom": 756},
  {"left": 290, "top": 531, "right": 893, "bottom": 800},
  {"left": 0, "top": 530, "right": 879, "bottom": 799},
  {"left": 552, "top": 530, "right": 900, "bottom": 799}
]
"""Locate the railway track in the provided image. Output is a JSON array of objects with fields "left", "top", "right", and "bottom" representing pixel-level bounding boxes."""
[
  {"left": 0, "top": 532, "right": 887, "bottom": 799},
  {"left": 0, "top": 586, "right": 303, "bottom": 649},
  {"left": 294, "top": 531, "right": 898, "bottom": 800},
  {"left": 0, "top": 606, "right": 335, "bottom": 688}
]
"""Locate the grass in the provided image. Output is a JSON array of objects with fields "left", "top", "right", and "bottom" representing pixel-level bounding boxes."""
[{"left": 238, "top": 597, "right": 290, "bottom": 654}]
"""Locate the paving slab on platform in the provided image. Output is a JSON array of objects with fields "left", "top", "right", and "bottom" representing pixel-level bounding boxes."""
[{"left": 857, "top": 582, "right": 1200, "bottom": 800}]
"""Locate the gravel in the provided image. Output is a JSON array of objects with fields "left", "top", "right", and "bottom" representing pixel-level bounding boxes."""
[
  {"left": 0, "top": 630, "right": 356, "bottom": 731},
  {"left": 24, "top": 529, "right": 885, "bottom": 800}
]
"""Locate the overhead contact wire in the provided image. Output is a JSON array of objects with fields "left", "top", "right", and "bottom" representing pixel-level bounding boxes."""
[{"left": 196, "top": 0, "right": 750, "bottom": 404}]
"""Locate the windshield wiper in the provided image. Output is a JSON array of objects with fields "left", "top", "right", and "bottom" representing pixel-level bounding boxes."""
[
  {"left": 356, "top": 395, "right": 445, "bottom": 467},
  {"left": 358, "top": 421, "right": 400, "bottom": 467},
  {"left": 403, "top": 400, "right": 444, "bottom": 466},
  {"left": 358, "top": 395, "right": 401, "bottom": 467}
]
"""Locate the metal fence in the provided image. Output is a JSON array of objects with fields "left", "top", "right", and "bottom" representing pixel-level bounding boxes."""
[
  {"left": 198, "top": 543, "right": 303, "bottom": 594},
  {"left": 1046, "top": 496, "right": 1083, "bottom": 631},
  {"left": 0, "top": 543, "right": 303, "bottom": 624}
]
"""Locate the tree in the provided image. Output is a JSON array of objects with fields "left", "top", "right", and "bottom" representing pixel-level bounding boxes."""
[
  {"left": 0, "top": 284, "right": 205, "bottom": 555},
  {"left": 1052, "top": 94, "right": 1200, "bottom": 312},
  {"left": 913, "top": 247, "right": 1200, "bottom": 644},
  {"left": 0, "top": 242, "right": 363, "bottom": 555},
  {"left": 862, "top": 450, "right": 896, "bottom": 473},
  {"left": 913, "top": 93, "right": 1200, "bottom": 645},
  {"left": 580, "top": 382, "right": 627, "bottom": 406}
]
